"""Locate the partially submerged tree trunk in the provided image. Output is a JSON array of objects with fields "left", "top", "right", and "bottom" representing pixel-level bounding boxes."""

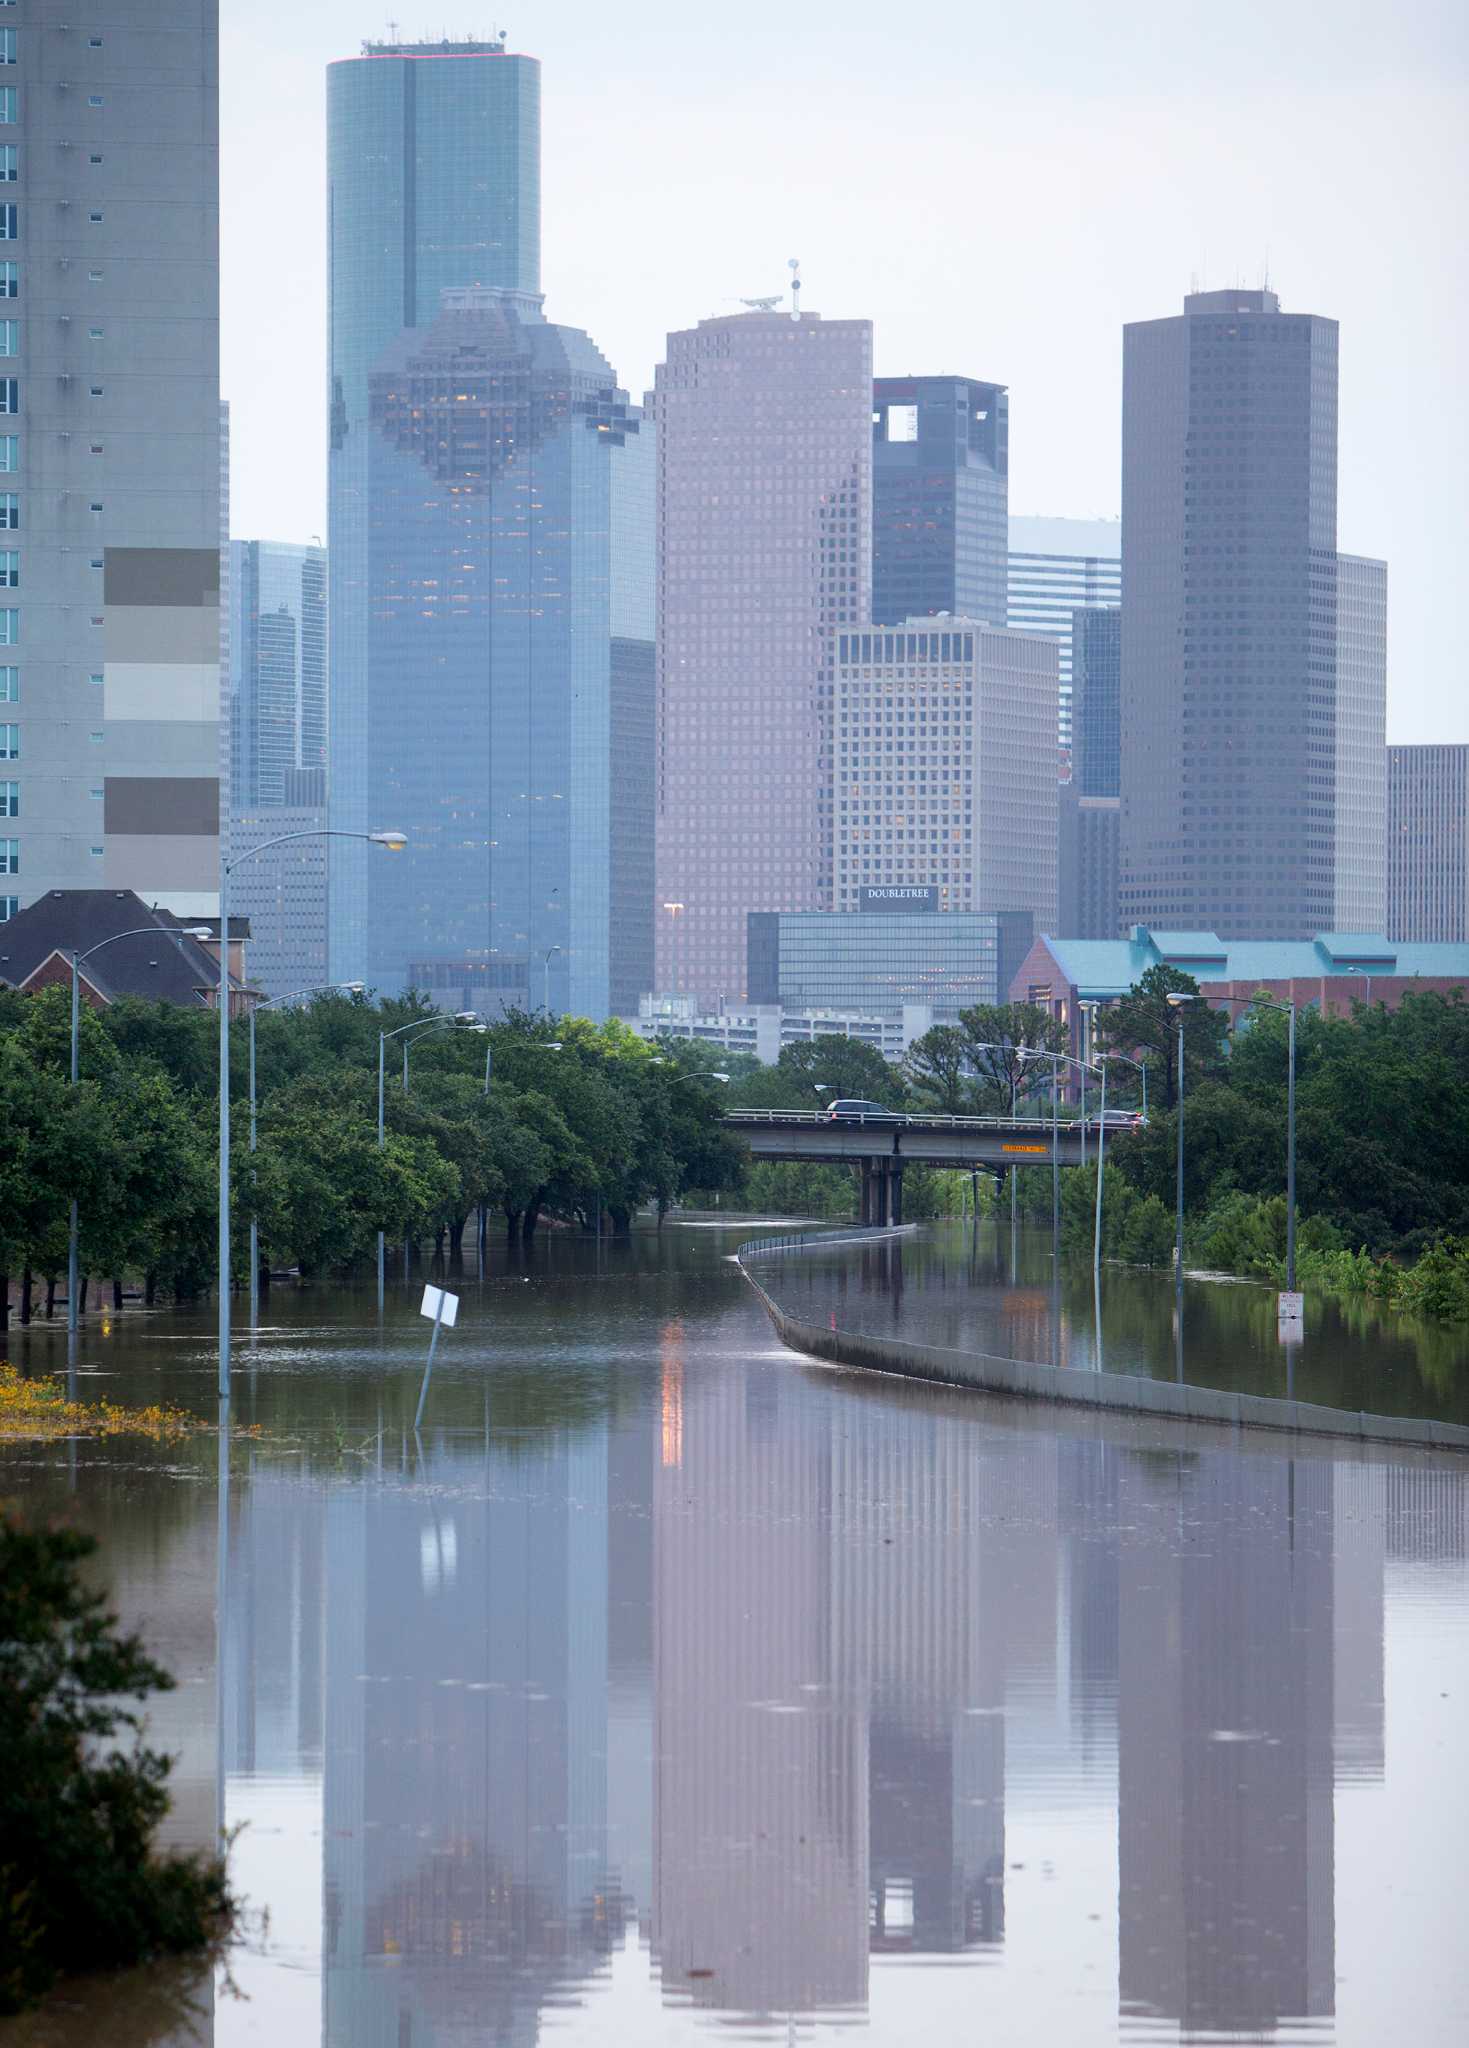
[
  {"left": 78, "top": 1276, "right": 89, "bottom": 1314},
  {"left": 144, "top": 1270, "right": 157, "bottom": 1307},
  {"left": 19, "top": 1268, "right": 31, "bottom": 1324},
  {"left": 113, "top": 1279, "right": 123, "bottom": 1311},
  {"left": 45, "top": 1275, "right": 57, "bottom": 1318}
]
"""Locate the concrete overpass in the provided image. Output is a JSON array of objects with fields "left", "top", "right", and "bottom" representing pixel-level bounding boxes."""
[{"left": 723, "top": 1109, "right": 1116, "bottom": 1224}]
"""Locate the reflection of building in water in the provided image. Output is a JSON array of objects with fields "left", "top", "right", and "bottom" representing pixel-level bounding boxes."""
[
  {"left": 1118, "top": 1450, "right": 1336, "bottom": 2034},
  {"left": 653, "top": 1361, "right": 867, "bottom": 2018},
  {"left": 321, "top": 1433, "right": 613, "bottom": 2046},
  {"left": 1333, "top": 1464, "right": 1385, "bottom": 1781},
  {"left": 224, "top": 1468, "right": 326, "bottom": 1775},
  {"left": 831, "top": 1398, "right": 1007, "bottom": 1953},
  {"left": 1057, "top": 1437, "right": 1121, "bottom": 1762},
  {"left": 1386, "top": 1464, "right": 1468, "bottom": 1564}
]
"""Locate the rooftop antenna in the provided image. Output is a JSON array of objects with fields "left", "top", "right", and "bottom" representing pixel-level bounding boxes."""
[
  {"left": 788, "top": 256, "right": 801, "bottom": 323},
  {"left": 386, "top": 17, "right": 399, "bottom": 43}
]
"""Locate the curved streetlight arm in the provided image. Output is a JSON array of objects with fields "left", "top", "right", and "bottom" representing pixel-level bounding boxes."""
[{"left": 224, "top": 826, "right": 404, "bottom": 877}]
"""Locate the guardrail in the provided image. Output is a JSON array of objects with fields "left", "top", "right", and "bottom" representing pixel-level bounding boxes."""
[
  {"left": 737, "top": 1222, "right": 915, "bottom": 1262},
  {"left": 724, "top": 1110, "right": 1144, "bottom": 1133},
  {"left": 735, "top": 1230, "right": 1469, "bottom": 1455}
]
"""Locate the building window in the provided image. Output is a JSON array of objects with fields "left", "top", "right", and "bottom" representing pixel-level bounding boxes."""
[
  {"left": 88, "top": 94, "right": 103, "bottom": 107},
  {"left": 0, "top": 320, "right": 16, "bottom": 356},
  {"left": 88, "top": 212, "right": 103, "bottom": 225},
  {"left": 0, "top": 722, "right": 15, "bottom": 757},
  {"left": 0, "top": 780, "right": 15, "bottom": 818},
  {"left": 0, "top": 146, "right": 15, "bottom": 181},
  {"left": 0, "top": 494, "right": 16, "bottom": 530},
  {"left": 0, "top": 894, "right": 15, "bottom": 919},
  {"left": 88, "top": 269, "right": 102, "bottom": 283},
  {"left": 89, "top": 155, "right": 103, "bottom": 166},
  {"left": 0, "top": 380, "right": 16, "bottom": 416},
  {"left": 88, "top": 730, "right": 103, "bottom": 745},
  {"left": 0, "top": 89, "right": 15, "bottom": 123},
  {"left": 0, "top": 840, "right": 17, "bottom": 877},
  {"left": 88, "top": 385, "right": 102, "bottom": 396},
  {"left": 87, "top": 327, "right": 103, "bottom": 341},
  {"left": 0, "top": 665, "right": 13, "bottom": 699},
  {"left": 89, "top": 671, "right": 102, "bottom": 687},
  {"left": 0, "top": 551, "right": 17, "bottom": 588},
  {"left": 0, "top": 206, "right": 16, "bottom": 240},
  {"left": 0, "top": 608, "right": 16, "bottom": 644},
  {"left": 0, "top": 32, "right": 16, "bottom": 65},
  {"left": 89, "top": 845, "right": 102, "bottom": 858},
  {"left": 0, "top": 262, "right": 15, "bottom": 297},
  {"left": 0, "top": 436, "right": 14, "bottom": 471}
]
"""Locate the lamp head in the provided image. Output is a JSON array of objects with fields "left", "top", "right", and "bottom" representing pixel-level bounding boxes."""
[
  {"left": 543, "top": 1040, "right": 563, "bottom": 1052},
  {"left": 184, "top": 925, "right": 213, "bottom": 941},
  {"left": 344, "top": 980, "right": 365, "bottom": 994},
  {"left": 368, "top": 830, "right": 407, "bottom": 851},
  {"left": 453, "top": 1011, "right": 479, "bottom": 1024},
  {"left": 1165, "top": 992, "right": 1198, "bottom": 1008}
]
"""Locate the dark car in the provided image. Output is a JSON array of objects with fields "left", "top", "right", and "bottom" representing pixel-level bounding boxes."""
[{"left": 824, "top": 1098, "right": 908, "bottom": 1125}]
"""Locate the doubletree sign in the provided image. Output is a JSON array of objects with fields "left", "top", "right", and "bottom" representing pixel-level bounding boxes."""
[{"left": 858, "top": 885, "right": 939, "bottom": 913}]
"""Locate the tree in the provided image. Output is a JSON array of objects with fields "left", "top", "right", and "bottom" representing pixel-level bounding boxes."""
[
  {"left": 729, "top": 1036, "right": 903, "bottom": 1112},
  {"left": 0, "top": 1509, "right": 232, "bottom": 2012},
  {"left": 954, "top": 1004, "right": 1065, "bottom": 1114},
  {"left": 1094, "top": 966, "right": 1227, "bottom": 1108},
  {"left": 903, "top": 1025, "right": 972, "bottom": 1113}
]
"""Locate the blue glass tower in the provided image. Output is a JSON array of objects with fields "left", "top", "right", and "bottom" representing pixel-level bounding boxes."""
[
  {"left": 327, "top": 37, "right": 541, "bottom": 985},
  {"left": 361, "top": 292, "right": 641, "bottom": 1018},
  {"left": 872, "top": 377, "right": 1009, "bottom": 630}
]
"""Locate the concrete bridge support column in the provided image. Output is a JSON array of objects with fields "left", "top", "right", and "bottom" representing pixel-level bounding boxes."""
[
  {"left": 861, "top": 1159, "right": 894, "bottom": 1226},
  {"left": 890, "top": 1165, "right": 904, "bottom": 1225}
]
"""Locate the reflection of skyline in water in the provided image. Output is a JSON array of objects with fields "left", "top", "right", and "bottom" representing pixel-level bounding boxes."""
[
  {"left": 8, "top": 1235, "right": 1463, "bottom": 2045},
  {"left": 201, "top": 1288, "right": 1468, "bottom": 2043}
]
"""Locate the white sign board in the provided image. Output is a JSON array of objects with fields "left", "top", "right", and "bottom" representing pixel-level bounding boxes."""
[
  {"left": 419, "top": 1284, "right": 459, "bottom": 1328},
  {"left": 1277, "top": 1290, "right": 1304, "bottom": 1330}
]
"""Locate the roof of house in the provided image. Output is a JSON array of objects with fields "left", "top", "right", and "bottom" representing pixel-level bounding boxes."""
[
  {"left": 0, "top": 890, "right": 244, "bottom": 1006},
  {"left": 1032, "top": 927, "right": 1469, "bottom": 999}
]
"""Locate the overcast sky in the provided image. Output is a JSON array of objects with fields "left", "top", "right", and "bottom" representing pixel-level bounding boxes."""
[{"left": 222, "top": 0, "right": 1468, "bottom": 742}]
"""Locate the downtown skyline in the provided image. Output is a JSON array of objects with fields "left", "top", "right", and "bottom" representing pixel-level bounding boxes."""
[{"left": 217, "top": 2, "right": 1466, "bottom": 746}]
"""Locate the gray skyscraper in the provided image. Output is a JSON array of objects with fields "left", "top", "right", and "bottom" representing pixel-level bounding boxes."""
[
  {"left": 609, "top": 414, "right": 656, "bottom": 1015},
  {"left": 652, "top": 308, "right": 872, "bottom": 1006},
  {"left": 6, "top": 3, "right": 221, "bottom": 922},
  {"left": 1334, "top": 553, "right": 1387, "bottom": 932},
  {"left": 872, "top": 377, "right": 1008, "bottom": 631},
  {"left": 1387, "top": 744, "right": 1468, "bottom": 942},
  {"left": 326, "top": 35, "right": 540, "bottom": 983},
  {"left": 1120, "top": 290, "right": 1340, "bottom": 941}
]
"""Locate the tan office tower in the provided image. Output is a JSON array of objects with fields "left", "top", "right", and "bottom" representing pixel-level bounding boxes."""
[
  {"left": 6, "top": 3, "right": 220, "bottom": 921},
  {"left": 651, "top": 307, "right": 872, "bottom": 1006},
  {"left": 1388, "top": 743, "right": 1468, "bottom": 942}
]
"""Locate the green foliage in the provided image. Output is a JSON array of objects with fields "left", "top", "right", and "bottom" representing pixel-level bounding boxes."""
[
  {"left": 1095, "top": 965, "right": 1228, "bottom": 1108},
  {"left": 0, "top": 1508, "right": 232, "bottom": 2013},
  {"left": 1118, "top": 1192, "right": 1176, "bottom": 1267}
]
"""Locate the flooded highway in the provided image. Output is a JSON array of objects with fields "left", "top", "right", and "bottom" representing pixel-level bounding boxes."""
[{"left": 2, "top": 1221, "right": 1465, "bottom": 2045}]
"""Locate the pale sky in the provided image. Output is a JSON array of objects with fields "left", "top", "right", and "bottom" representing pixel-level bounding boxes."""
[{"left": 223, "top": 0, "right": 1469, "bottom": 741}]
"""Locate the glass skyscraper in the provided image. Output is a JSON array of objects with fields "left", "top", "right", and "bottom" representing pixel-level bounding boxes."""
[
  {"left": 326, "top": 36, "right": 541, "bottom": 986},
  {"left": 229, "top": 541, "right": 327, "bottom": 811},
  {"left": 872, "top": 377, "right": 1009, "bottom": 633},
  {"left": 361, "top": 291, "right": 641, "bottom": 1017},
  {"left": 1006, "top": 516, "right": 1122, "bottom": 758},
  {"left": 1072, "top": 604, "right": 1121, "bottom": 799}
]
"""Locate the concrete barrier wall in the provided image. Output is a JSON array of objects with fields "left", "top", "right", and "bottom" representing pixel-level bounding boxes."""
[{"left": 736, "top": 1248, "right": 1469, "bottom": 1457}]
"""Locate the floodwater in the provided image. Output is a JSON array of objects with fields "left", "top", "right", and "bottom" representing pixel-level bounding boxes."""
[{"left": 2, "top": 1222, "right": 1466, "bottom": 2046}]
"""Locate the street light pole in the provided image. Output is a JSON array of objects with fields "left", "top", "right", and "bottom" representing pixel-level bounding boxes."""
[
  {"left": 542, "top": 944, "right": 563, "bottom": 1018},
  {"left": 1166, "top": 993, "right": 1199, "bottom": 1305},
  {"left": 218, "top": 827, "right": 405, "bottom": 1400},
  {"left": 1232, "top": 993, "right": 1298, "bottom": 1295},
  {"left": 68, "top": 921, "right": 211, "bottom": 1335}
]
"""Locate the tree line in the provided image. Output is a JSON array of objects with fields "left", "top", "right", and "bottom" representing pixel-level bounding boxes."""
[
  {"left": 708, "top": 973, "right": 1469, "bottom": 1285},
  {"left": 0, "top": 987, "right": 745, "bottom": 1320}
]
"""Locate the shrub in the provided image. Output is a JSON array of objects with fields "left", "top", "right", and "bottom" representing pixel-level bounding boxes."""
[
  {"left": 0, "top": 1508, "right": 234, "bottom": 2013},
  {"left": 1119, "top": 1193, "right": 1176, "bottom": 1268}
]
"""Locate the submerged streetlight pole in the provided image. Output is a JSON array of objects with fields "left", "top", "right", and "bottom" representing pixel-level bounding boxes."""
[{"left": 1166, "top": 992, "right": 1199, "bottom": 1306}]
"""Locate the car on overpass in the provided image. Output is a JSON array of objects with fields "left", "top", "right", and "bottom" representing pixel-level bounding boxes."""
[{"left": 823, "top": 1098, "right": 909, "bottom": 1126}]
